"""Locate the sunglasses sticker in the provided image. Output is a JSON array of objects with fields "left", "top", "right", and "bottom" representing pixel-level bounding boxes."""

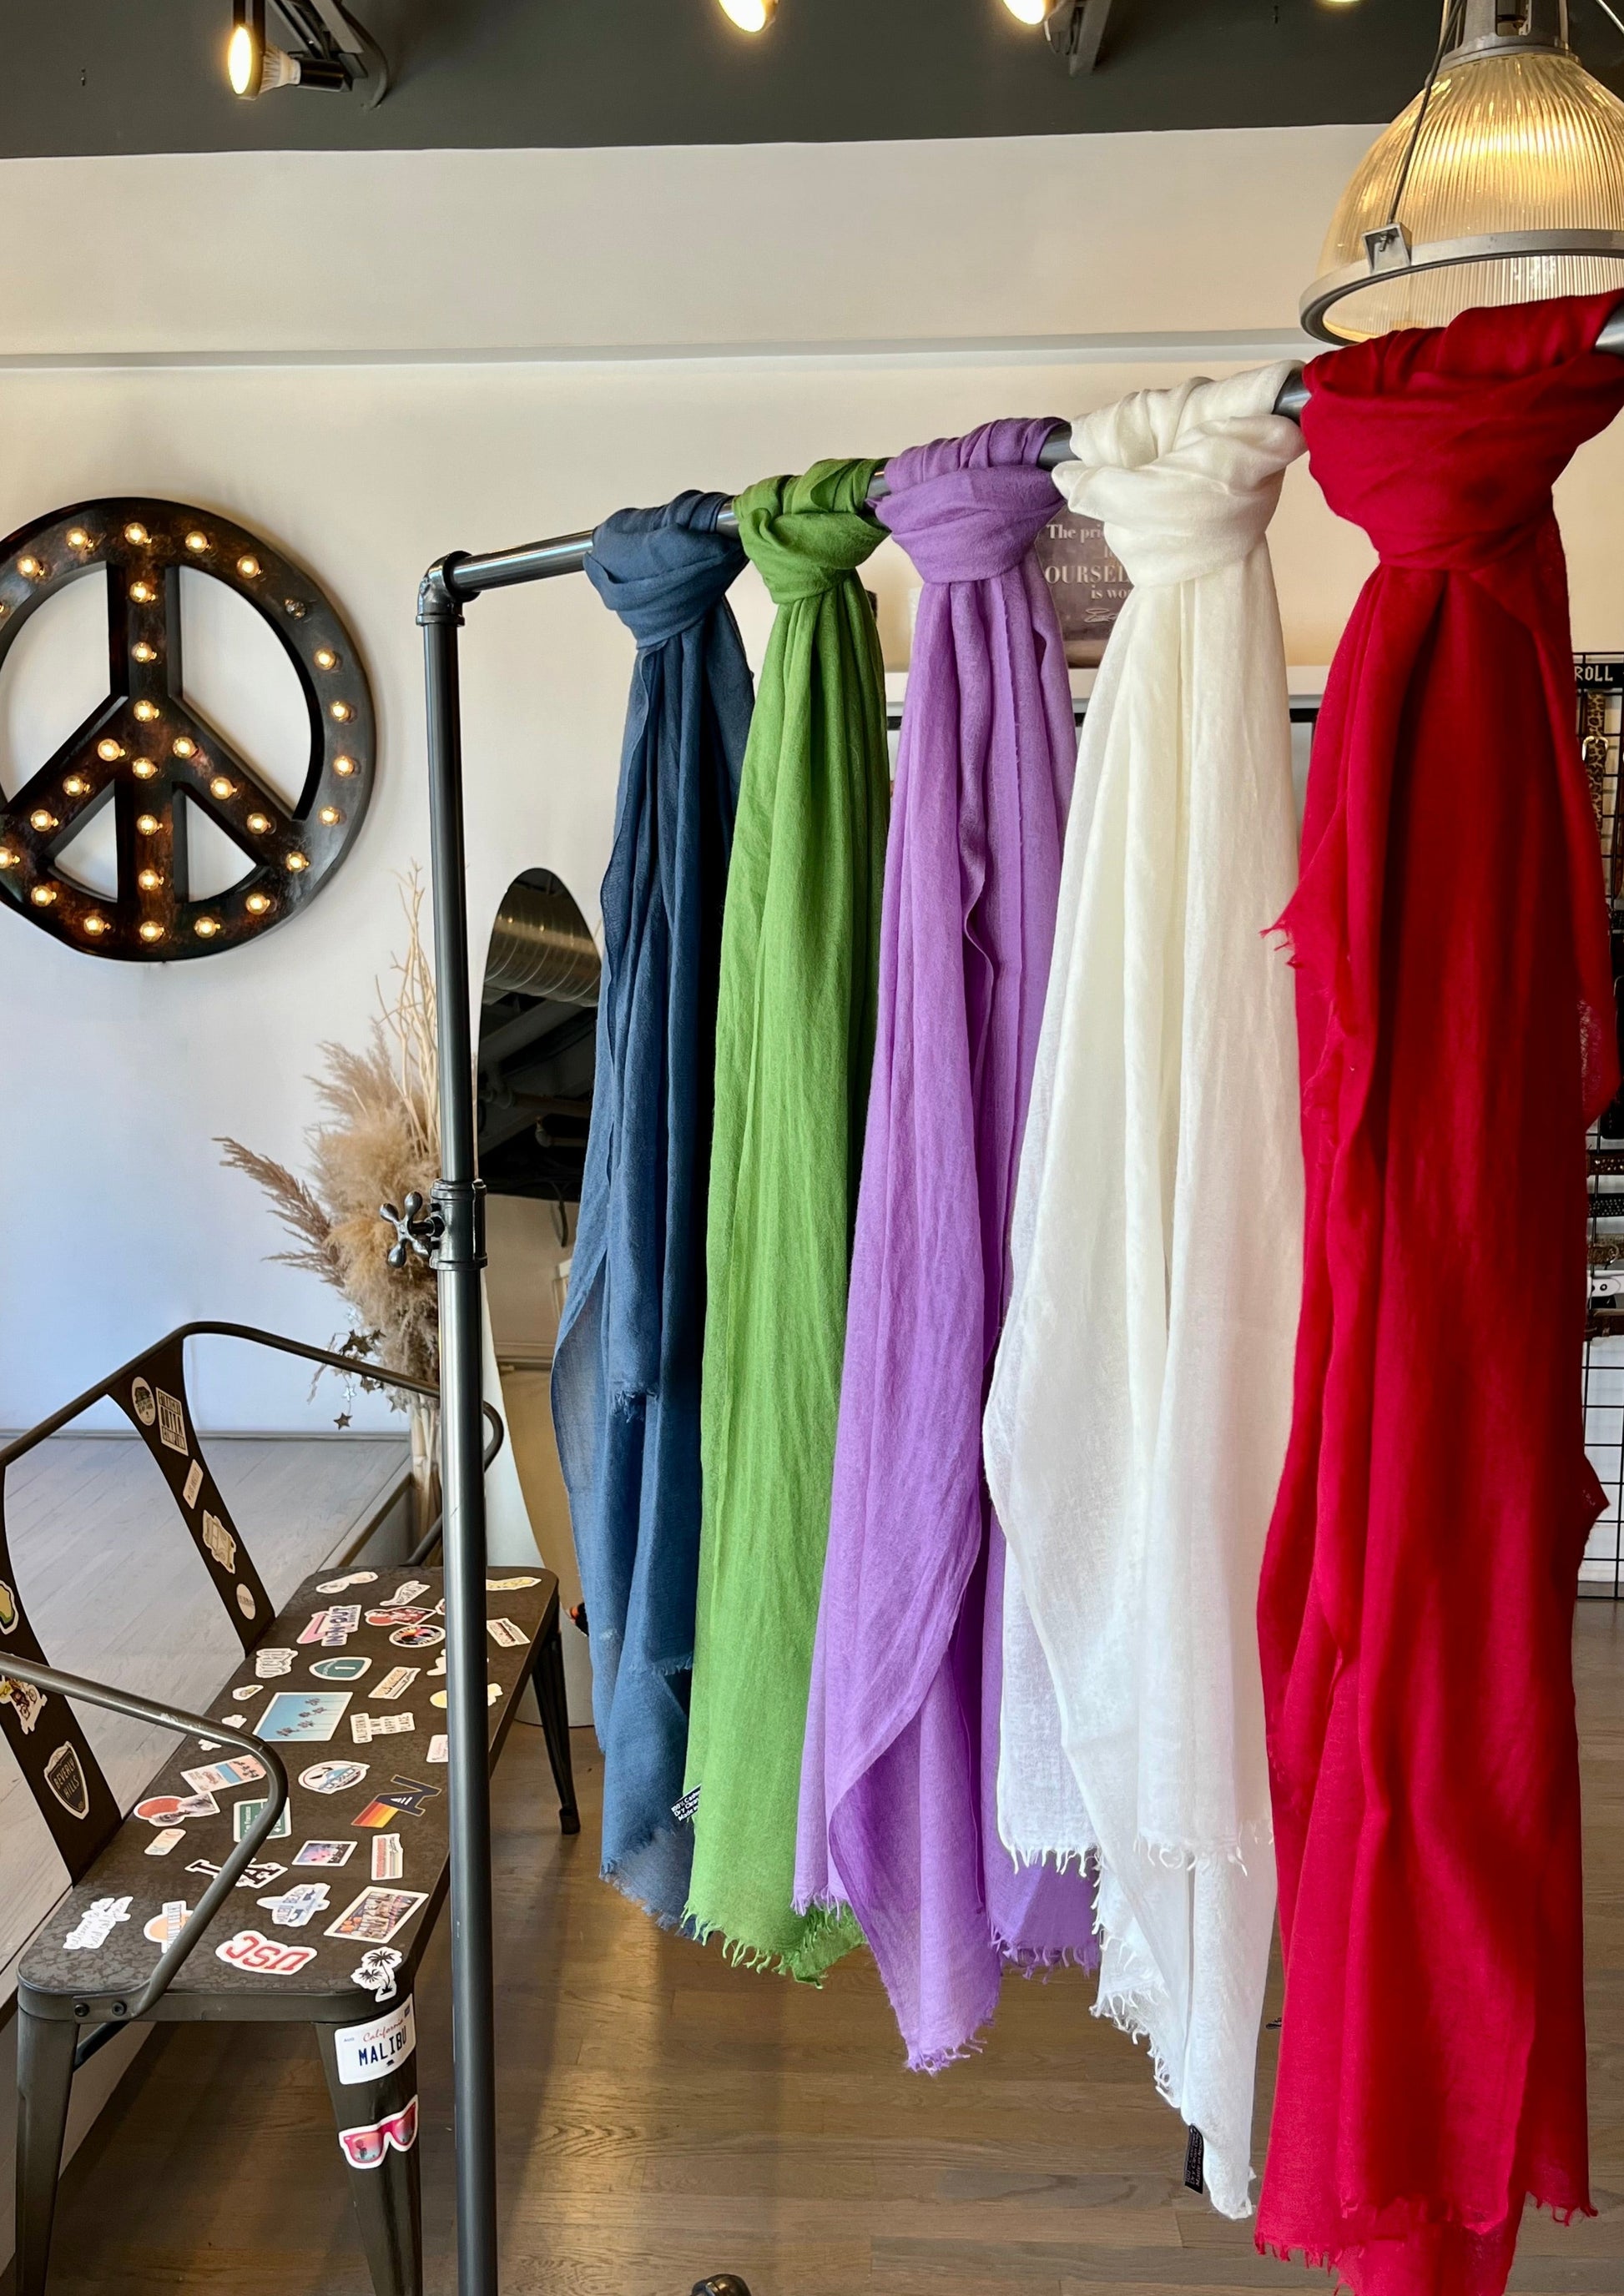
[
  {"left": 216, "top": 1928, "right": 318, "bottom": 1976},
  {"left": 335, "top": 1996, "right": 416, "bottom": 2085},
  {"left": 317, "top": 1572, "right": 378, "bottom": 1594},
  {"left": 337, "top": 2095, "right": 418, "bottom": 2171}
]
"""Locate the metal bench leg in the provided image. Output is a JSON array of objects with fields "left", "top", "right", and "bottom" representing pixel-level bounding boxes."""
[
  {"left": 16, "top": 2008, "right": 75, "bottom": 2296},
  {"left": 316, "top": 2020, "right": 423, "bottom": 2296},
  {"left": 534, "top": 1614, "right": 580, "bottom": 1835}
]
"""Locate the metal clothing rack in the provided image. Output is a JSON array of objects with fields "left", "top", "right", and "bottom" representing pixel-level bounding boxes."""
[{"left": 410, "top": 314, "right": 1624, "bottom": 2296}]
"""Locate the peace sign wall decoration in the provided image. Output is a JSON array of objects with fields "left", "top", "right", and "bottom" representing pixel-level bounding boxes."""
[{"left": 0, "top": 498, "right": 375, "bottom": 960}]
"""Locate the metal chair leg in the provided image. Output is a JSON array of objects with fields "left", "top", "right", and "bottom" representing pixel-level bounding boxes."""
[
  {"left": 316, "top": 2017, "right": 423, "bottom": 2296},
  {"left": 533, "top": 1614, "right": 580, "bottom": 1834},
  {"left": 16, "top": 2007, "right": 76, "bottom": 2296}
]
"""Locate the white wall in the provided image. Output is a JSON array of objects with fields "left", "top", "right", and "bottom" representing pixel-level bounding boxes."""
[{"left": 4, "top": 128, "right": 1624, "bottom": 1436}]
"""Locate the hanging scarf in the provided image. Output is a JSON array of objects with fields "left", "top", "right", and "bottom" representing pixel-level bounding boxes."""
[
  {"left": 550, "top": 492, "right": 751, "bottom": 1927},
  {"left": 1257, "top": 294, "right": 1624, "bottom": 2296},
  {"left": 794, "top": 420, "right": 1096, "bottom": 2071},
  {"left": 984, "top": 366, "right": 1306, "bottom": 2218},
  {"left": 683, "top": 460, "right": 889, "bottom": 1976}
]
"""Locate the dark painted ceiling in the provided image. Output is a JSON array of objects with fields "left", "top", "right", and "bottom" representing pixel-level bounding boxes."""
[{"left": 0, "top": 0, "right": 1566, "bottom": 159}]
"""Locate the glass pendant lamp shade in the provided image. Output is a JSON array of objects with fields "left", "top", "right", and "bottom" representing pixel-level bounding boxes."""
[{"left": 1303, "top": 0, "right": 1624, "bottom": 341}]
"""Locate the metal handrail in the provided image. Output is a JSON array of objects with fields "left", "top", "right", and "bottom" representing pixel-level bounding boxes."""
[{"left": 4, "top": 1656, "right": 287, "bottom": 2057}]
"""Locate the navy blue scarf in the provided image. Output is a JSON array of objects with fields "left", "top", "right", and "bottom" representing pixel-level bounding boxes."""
[{"left": 551, "top": 491, "right": 750, "bottom": 1925}]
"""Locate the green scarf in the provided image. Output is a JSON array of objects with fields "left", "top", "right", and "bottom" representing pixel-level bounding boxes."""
[{"left": 683, "top": 461, "right": 890, "bottom": 1976}]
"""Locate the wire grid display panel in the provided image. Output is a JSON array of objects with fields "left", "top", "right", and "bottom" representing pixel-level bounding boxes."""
[{"left": 1582, "top": 654, "right": 1624, "bottom": 1596}]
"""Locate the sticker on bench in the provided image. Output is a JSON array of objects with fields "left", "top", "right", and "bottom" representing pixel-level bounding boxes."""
[
  {"left": 350, "top": 1946, "right": 403, "bottom": 2003},
  {"left": 137, "top": 1791, "right": 219, "bottom": 1826},
  {"left": 351, "top": 1712, "right": 414, "bottom": 1744},
  {"left": 390, "top": 1624, "right": 443, "bottom": 1649},
  {"left": 155, "top": 1388, "right": 188, "bottom": 1455},
  {"left": 182, "top": 1461, "right": 204, "bottom": 1508},
  {"left": 371, "top": 1835, "right": 403, "bottom": 1881},
  {"left": 233, "top": 1795, "right": 291, "bottom": 1843},
  {"left": 428, "top": 1654, "right": 446, "bottom": 1676},
  {"left": 316, "top": 1572, "right": 378, "bottom": 1594},
  {"left": 337, "top": 2096, "right": 418, "bottom": 2170},
  {"left": 486, "top": 1576, "right": 540, "bottom": 1591},
  {"left": 237, "top": 1586, "right": 257, "bottom": 1622},
  {"left": 311, "top": 1657, "right": 371, "bottom": 1683},
  {"left": 300, "top": 1760, "right": 368, "bottom": 1795},
  {"left": 298, "top": 1612, "right": 333, "bottom": 1646},
  {"left": 44, "top": 1743, "right": 91, "bottom": 1820},
  {"left": 387, "top": 1580, "right": 431, "bottom": 1606},
  {"left": 0, "top": 1579, "right": 15, "bottom": 1632},
  {"left": 320, "top": 1605, "right": 361, "bottom": 1647},
  {"left": 487, "top": 1618, "right": 526, "bottom": 1649},
  {"left": 326, "top": 1886, "right": 426, "bottom": 1945},
  {"left": 189, "top": 1857, "right": 285, "bottom": 1889},
  {"left": 145, "top": 1826, "right": 187, "bottom": 1855},
  {"left": 430, "top": 1684, "right": 502, "bottom": 1709},
  {"left": 426, "top": 1735, "right": 447, "bottom": 1764},
  {"left": 216, "top": 1928, "right": 317, "bottom": 1976},
  {"left": 183, "top": 1756, "right": 265, "bottom": 1795},
  {"left": 353, "top": 1776, "right": 436, "bottom": 1827},
  {"left": 372, "top": 1667, "right": 418, "bottom": 1700},
  {"left": 231, "top": 1684, "right": 262, "bottom": 1701},
  {"left": 366, "top": 1606, "right": 428, "bottom": 1629},
  {"left": 255, "top": 1647, "right": 295, "bottom": 1679},
  {"left": 0, "top": 1675, "right": 45, "bottom": 1733},
  {"left": 64, "top": 1895, "right": 132, "bottom": 1951},
  {"left": 200, "top": 1513, "right": 236, "bottom": 1573},
  {"left": 258, "top": 1881, "right": 330, "bottom": 1928},
  {"left": 144, "top": 1900, "right": 189, "bottom": 1946},
  {"left": 295, "top": 1838, "right": 356, "bottom": 1866},
  {"left": 335, "top": 1996, "right": 416, "bottom": 2085},
  {"left": 130, "top": 1377, "right": 157, "bottom": 1426},
  {"left": 259, "top": 1691, "right": 352, "bottom": 1742}
]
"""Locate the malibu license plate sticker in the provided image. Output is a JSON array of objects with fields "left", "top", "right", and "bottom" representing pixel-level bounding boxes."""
[{"left": 335, "top": 1996, "right": 416, "bottom": 2086}]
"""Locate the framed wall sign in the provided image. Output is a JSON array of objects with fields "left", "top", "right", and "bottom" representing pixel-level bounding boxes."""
[
  {"left": 1033, "top": 507, "right": 1132, "bottom": 666},
  {"left": 0, "top": 498, "right": 375, "bottom": 961}
]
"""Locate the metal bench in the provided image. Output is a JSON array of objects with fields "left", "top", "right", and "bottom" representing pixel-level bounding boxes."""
[{"left": 1, "top": 1322, "right": 577, "bottom": 2296}]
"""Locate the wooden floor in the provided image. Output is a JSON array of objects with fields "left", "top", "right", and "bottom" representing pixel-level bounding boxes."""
[
  {"left": 23, "top": 1604, "right": 1624, "bottom": 2296},
  {"left": 0, "top": 1432, "right": 408, "bottom": 1986}
]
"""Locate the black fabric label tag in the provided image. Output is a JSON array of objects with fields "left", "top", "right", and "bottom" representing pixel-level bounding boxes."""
[{"left": 1183, "top": 2125, "right": 1205, "bottom": 2194}]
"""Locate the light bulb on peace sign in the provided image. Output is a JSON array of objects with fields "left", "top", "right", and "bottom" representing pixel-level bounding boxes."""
[{"left": 0, "top": 498, "right": 373, "bottom": 959}]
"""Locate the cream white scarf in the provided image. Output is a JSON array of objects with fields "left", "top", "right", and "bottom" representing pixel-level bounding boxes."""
[{"left": 983, "top": 365, "right": 1305, "bottom": 2218}]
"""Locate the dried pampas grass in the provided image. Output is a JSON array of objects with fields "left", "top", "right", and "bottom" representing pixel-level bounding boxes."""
[{"left": 219, "top": 868, "right": 441, "bottom": 1395}]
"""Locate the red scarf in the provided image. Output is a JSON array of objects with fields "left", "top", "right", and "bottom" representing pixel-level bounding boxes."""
[{"left": 1258, "top": 293, "right": 1624, "bottom": 2296}]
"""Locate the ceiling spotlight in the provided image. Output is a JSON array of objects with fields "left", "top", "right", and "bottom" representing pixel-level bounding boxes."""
[
  {"left": 227, "top": 0, "right": 388, "bottom": 103},
  {"left": 718, "top": 0, "right": 776, "bottom": 28},
  {"left": 1002, "top": 0, "right": 1060, "bottom": 21}
]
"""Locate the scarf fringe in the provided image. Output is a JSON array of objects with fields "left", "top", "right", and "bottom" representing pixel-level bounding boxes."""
[
  {"left": 686, "top": 1898, "right": 858, "bottom": 1985},
  {"left": 1132, "top": 1816, "right": 1274, "bottom": 1875},
  {"left": 1255, "top": 2187, "right": 1596, "bottom": 2292}
]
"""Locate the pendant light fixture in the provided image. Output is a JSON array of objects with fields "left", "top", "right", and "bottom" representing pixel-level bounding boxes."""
[
  {"left": 1303, "top": 0, "right": 1624, "bottom": 341},
  {"left": 225, "top": 0, "right": 388, "bottom": 104}
]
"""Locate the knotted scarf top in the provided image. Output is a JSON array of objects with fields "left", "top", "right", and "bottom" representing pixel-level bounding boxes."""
[
  {"left": 551, "top": 491, "right": 750, "bottom": 1929},
  {"left": 1257, "top": 293, "right": 1624, "bottom": 2296},
  {"left": 684, "top": 460, "right": 889, "bottom": 1976},
  {"left": 986, "top": 366, "right": 1306, "bottom": 2218},
  {"left": 794, "top": 420, "right": 1094, "bottom": 2072}
]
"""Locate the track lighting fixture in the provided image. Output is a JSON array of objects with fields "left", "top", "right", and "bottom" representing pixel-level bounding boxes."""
[
  {"left": 717, "top": 0, "right": 777, "bottom": 28},
  {"left": 1001, "top": 0, "right": 1113, "bottom": 73},
  {"left": 226, "top": 0, "right": 388, "bottom": 105}
]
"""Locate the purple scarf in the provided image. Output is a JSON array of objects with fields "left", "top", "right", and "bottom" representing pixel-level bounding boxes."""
[{"left": 794, "top": 420, "right": 1095, "bottom": 2069}]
